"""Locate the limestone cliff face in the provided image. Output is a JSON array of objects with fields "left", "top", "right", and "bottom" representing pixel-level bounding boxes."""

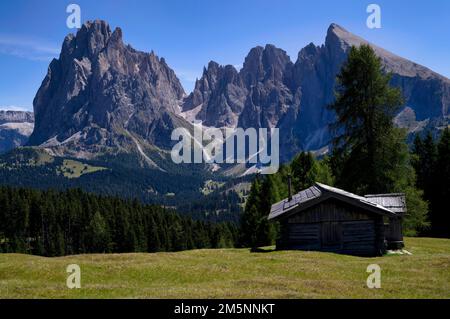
[
  {"left": 237, "top": 45, "right": 295, "bottom": 130},
  {"left": 183, "top": 61, "right": 247, "bottom": 127},
  {"left": 28, "top": 20, "right": 188, "bottom": 158},
  {"left": 183, "top": 45, "right": 296, "bottom": 130}
]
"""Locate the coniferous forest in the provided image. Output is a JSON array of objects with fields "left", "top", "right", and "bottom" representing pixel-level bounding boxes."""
[{"left": 0, "top": 187, "right": 238, "bottom": 256}]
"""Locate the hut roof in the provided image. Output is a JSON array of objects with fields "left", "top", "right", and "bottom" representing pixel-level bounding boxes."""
[
  {"left": 364, "top": 194, "right": 407, "bottom": 214},
  {"left": 269, "top": 183, "right": 401, "bottom": 221}
]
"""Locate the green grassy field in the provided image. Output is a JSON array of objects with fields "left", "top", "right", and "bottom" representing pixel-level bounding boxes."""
[
  {"left": 0, "top": 237, "right": 449, "bottom": 299},
  {"left": 58, "top": 159, "right": 107, "bottom": 178}
]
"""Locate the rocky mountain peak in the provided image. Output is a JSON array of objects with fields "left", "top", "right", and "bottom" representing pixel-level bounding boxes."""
[
  {"left": 206, "top": 60, "right": 220, "bottom": 72},
  {"left": 298, "top": 43, "right": 320, "bottom": 59},
  {"left": 28, "top": 20, "right": 188, "bottom": 160},
  {"left": 324, "top": 23, "right": 448, "bottom": 81},
  {"left": 182, "top": 43, "right": 296, "bottom": 129},
  {"left": 237, "top": 44, "right": 296, "bottom": 129},
  {"left": 240, "top": 46, "right": 264, "bottom": 87},
  {"left": 182, "top": 61, "right": 245, "bottom": 127},
  {"left": 325, "top": 23, "right": 371, "bottom": 53},
  {"left": 326, "top": 23, "right": 349, "bottom": 39},
  {"left": 240, "top": 44, "right": 293, "bottom": 87},
  {"left": 60, "top": 20, "right": 113, "bottom": 61}
]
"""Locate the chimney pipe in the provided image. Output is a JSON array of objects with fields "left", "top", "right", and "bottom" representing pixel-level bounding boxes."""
[{"left": 288, "top": 174, "right": 292, "bottom": 202}]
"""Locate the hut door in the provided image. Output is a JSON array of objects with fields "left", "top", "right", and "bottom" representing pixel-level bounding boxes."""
[{"left": 321, "top": 222, "right": 341, "bottom": 250}]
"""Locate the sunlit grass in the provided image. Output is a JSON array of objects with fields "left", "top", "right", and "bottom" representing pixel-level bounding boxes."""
[
  {"left": 0, "top": 237, "right": 448, "bottom": 299},
  {"left": 58, "top": 159, "right": 107, "bottom": 178}
]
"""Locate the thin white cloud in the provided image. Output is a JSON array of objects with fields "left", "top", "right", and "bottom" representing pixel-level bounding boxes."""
[
  {"left": 175, "top": 69, "right": 202, "bottom": 93},
  {"left": 0, "top": 35, "right": 60, "bottom": 62},
  {"left": 0, "top": 105, "right": 32, "bottom": 112},
  {"left": 176, "top": 69, "right": 201, "bottom": 83}
]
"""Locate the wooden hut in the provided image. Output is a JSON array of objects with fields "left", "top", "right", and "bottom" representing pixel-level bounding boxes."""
[{"left": 269, "top": 183, "right": 406, "bottom": 256}]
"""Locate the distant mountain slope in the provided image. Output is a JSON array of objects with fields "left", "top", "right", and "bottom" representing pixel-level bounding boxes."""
[{"left": 0, "top": 111, "right": 34, "bottom": 154}]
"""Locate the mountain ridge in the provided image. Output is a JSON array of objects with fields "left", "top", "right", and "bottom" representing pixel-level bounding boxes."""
[
  {"left": 182, "top": 22, "right": 449, "bottom": 160},
  {"left": 20, "top": 20, "right": 450, "bottom": 167}
]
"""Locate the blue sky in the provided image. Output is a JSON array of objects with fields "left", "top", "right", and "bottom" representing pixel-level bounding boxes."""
[{"left": 0, "top": 0, "right": 449, "bottom": 111}]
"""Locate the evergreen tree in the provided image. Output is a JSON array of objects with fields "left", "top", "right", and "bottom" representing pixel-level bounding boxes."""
[
  {"left": 434, "top": 128, "right": 450, "bottom": 237},
  {"left": 412, "top": 132, "right": 437, "bottom": 201},
  {"left": 147, "top": 215, "right": 161, "bottom": 252},
  {"left": 291, "top": 152, "right": 316, "bottom": 192},
  {"left": 314, "top": 157, "right": 335, "bottom": 186},
  {"left": 87, "top": 211, "right": 111, "bottom": 253},
  {"left": 329, "top": 44, "right": 428, "bottom": 234},
  {"left": 256, "top": 176, "right": 278, "bottom": 247},
  {"left": 291, "top": 152, "right": 335, "bottom": 192},
  {"left": 55, "top": 225, "right": 66, "bottom": 256},
  {"left": 329, "top": 45, "right": 403, "bottom": 194},
  {"left": 403, "top": 186, "right": 429, "bottom": 236},
  {"left": 240, "top": 177, "right": 264, "bottom": 248}
]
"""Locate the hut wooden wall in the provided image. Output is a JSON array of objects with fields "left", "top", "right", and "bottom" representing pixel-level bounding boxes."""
[
  {"left": 385, "top": 217, "right": 404, "bottom": 249},
  {"left": 277, "top": 199, "right": 385, "bottom": 256}
]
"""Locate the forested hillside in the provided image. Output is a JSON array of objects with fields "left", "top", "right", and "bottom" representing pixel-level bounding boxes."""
[
  {"left": 0, "top": 148, "right": 245, "bottom": 222},
  {"left": 0, "top": 187, "right": 238, "bottom": 256}
]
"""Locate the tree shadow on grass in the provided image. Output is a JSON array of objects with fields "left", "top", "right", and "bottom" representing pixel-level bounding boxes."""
[{"left": 250, "top": 247, "right": 277, "bottom": 253}]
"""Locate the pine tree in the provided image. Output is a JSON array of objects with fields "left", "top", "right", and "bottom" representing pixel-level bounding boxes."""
[
  {"left": 291, "top": 152, "right": 317, "bottom": 192},
  {"left": 87, "top": 211, "right": 111, "bottom": 253},
  {"left": 329, "top": 44, "right": 403, "bottom": 194},
  {"left": 434, "top": 128, "right": 450, "bottom": 237},
  {"left": 240, "top": 177, "right": 262, "bottom": 248},
  {"left": 147, "top": 215, "right": 161, "bottom": 252},
  {"left": 329, "top": 44, "right": 429, "bottom": 234},
  {"left": 291, "top": 152, "right": 335, "bottom": 192},
  {"left": 55, "top": 225, "right": 66, "bottom": 256},
  {"left": 412, "top": 132, "right": 437, "bottom": 201},
  {"left": 257, "top": 177, "right": 278, "bottom": 246},
  {"left": 403, "top": 186, "right": 429, "bottom": 236},
  {"left": 314, "top": 157, "right": 335, "bottom": 186}
]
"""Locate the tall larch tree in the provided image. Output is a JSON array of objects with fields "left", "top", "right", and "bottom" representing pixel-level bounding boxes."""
[{"left": 329, "top": 44, "right": 428, "bottom": 234}]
